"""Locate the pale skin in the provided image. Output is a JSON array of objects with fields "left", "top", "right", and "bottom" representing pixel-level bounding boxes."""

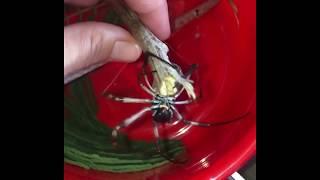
[{"left": 64, "top": 0, "right": 170, "bottom": 82}]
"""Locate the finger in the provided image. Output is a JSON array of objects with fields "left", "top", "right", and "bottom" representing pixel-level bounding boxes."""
[
  {"left": 64, "top": 22, "right": 142, "bottom": 82},
  {"left": 124, "top": 0, "right": 171, "bottom": 40},
  {"left": 64, "top": 0, "right": 100, "bottom": 7}
]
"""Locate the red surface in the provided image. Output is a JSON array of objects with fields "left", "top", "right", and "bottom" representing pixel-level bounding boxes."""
[{"left": 64, "top": 0, "right": 256, "bottom": 179}]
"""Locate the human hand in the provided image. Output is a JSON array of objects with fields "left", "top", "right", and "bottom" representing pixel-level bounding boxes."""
[{"left": 64, "top": 0, "right": 170, "bottom": 83}]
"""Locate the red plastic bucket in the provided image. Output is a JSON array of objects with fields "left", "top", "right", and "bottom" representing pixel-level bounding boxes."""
[{"left": 64, "top": 0, "right": 256, "bottom": 179}]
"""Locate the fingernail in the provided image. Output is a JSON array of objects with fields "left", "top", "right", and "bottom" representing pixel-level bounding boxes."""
[{"left": 110, "top": 41, "right": 142, "bottom": 62}]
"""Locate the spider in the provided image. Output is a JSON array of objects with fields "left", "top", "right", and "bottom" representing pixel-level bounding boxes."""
[{"left": 103, "top": 52, "right": 248, "bottom": 163}]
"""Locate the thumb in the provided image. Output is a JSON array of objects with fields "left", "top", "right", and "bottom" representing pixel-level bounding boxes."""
[{"left": 64, "top": 22, "right": 142, "bottom": 84}]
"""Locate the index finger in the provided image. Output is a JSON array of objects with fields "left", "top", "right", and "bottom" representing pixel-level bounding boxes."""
[{"left": 124, "top": 0, "right": 171, "bottom": 40}]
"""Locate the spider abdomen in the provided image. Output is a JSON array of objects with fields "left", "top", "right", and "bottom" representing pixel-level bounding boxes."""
[{"left": 153, "top": 108, "right": 173, "bottom": 123}]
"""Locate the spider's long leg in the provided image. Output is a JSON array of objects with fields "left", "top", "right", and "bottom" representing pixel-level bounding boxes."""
[
  {"left": 179, "top": 111, "right": 251, "bottom": 127},
  {"left": 143, "top": 71, "right": 155, "bottom": 92},
  {"left": 172, "top": 99, "right": 193, "bottom": 105},
  {"left": 144, "top": 51, "right": 177, "bottom": 70},
  {"left": 140, "top": 63, "right": 156, "bottom": 92},
  {"left": 112, "top": 106, "right": 154, "bottom": 145},
  {"left": 135, "top": 54, "right": 163, "bottom": 96},
  {"left": 152, "top": 121, "right": 187, "bottom": 164},
  {"left": 174, "top": 64, "right": 198, "bottom": 99},
  {"left": 104, "top": 93, "right": 159, "bottom": 104},
  {"left": 138, "top": 70, "right": 157, "bottom": 96},
  {"left": 173, "top": 86, "right": 186, "bottom": 99},
  {"left": 168, "top": 106, "right": 183, "bottom": 126},
  {"left": 144, "top": 51, "right": 186, "bottom": 97}
]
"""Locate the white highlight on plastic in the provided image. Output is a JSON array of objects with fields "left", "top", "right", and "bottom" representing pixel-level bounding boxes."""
[
  {"left": 230, "top": 172, "right": 245, "bottom": 180},
  {"left": 210, "top": 171, "right": 245, "bottom": 180}
]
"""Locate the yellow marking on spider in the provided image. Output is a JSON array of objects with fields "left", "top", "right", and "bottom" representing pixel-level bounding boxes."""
[{"left": 159, "top": 75, "right": 178, "bottom": 96}]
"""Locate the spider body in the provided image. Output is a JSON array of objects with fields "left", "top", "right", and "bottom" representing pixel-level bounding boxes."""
[
  {"left": 152, "top": 95, "right": 174, "bottom": 123},
  {"left": 103, "top": 52, "right": 248, "bottom": 163},
  {"left": 103, "top": 53, "right": 197, "bottom": 163}
]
